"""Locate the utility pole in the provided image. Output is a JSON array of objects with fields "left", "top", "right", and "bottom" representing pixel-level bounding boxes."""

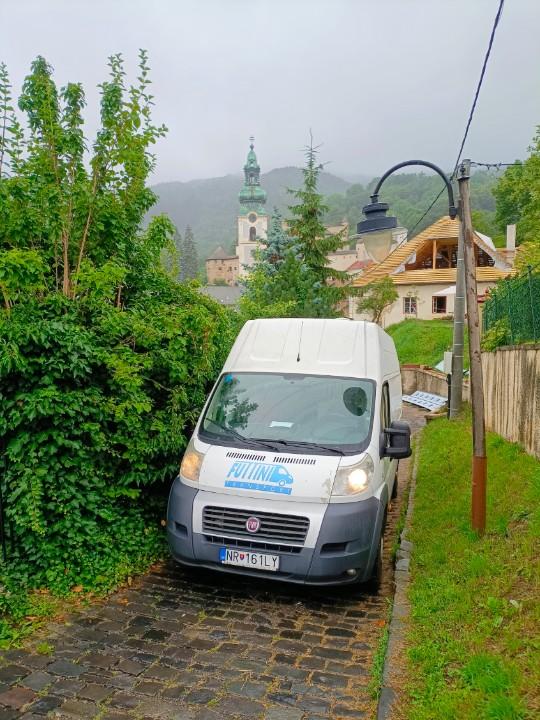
[
  {"left": 458, "top": 159, "right": 487, "bottom": 534},
  {"left": 450, "top": 214, "right": 465, "bottom": 417}
]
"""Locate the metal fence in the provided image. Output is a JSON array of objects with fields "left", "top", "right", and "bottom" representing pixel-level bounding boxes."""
[{"left": 483, "top": 263, "right": 540, "bottom": 344}]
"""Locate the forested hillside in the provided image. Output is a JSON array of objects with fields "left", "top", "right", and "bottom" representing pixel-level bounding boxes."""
[
  {"left": 323, "top": 169, "right": 504, "bottom": 245},
  {"left": 148, "top": 168, "right": 504, "bottom": 265},
  {"left": 148, "top": 166, "right": 350, "bottom": 261}
]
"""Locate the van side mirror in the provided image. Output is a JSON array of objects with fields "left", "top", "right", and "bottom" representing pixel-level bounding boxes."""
[{"left": 382, "top": 420, "right": 412, "bottom": 459}]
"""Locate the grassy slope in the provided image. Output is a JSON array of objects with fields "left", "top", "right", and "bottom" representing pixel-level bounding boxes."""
[
  {"left": 402, "top": 411, "right": 539, "bottom": 719},
  {"left": 386, "top": 319, "right": 469, "bottom": 368}
]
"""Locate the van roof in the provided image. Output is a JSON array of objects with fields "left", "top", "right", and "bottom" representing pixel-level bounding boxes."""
[{"left": 223, "top": 318, "right": 399, "bottom": 381}]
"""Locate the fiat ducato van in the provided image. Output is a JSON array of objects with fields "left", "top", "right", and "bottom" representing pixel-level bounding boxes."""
[{"left": 167, "top": 318, "right": 411, "bottom": 587}]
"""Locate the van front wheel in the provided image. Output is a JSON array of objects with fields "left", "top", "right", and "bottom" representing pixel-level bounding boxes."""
[{"left": 364, "top": 535, "right": 383, "bottom": 593}]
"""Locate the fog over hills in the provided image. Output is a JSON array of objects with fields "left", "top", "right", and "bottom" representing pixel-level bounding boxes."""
[{"left": 148, "top": 166, "right": 352, "bottom": 260}]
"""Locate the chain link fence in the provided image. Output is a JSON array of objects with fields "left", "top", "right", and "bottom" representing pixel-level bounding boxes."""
[{"left": 483, "top": 263, "right": 540, "bottom": 346}]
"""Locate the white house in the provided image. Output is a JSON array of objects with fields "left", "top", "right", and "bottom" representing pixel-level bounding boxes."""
[{"left": 350, "top": 216, "right": 514, "bottom": 327}]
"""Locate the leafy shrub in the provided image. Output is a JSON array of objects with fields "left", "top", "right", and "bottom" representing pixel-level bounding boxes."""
[
  {"left": 0, "top": 284, "right": 236, "bottom": 592},
  {"left": 481, "top": 318, "right": 511, "bottom": 352},
  {"left": 0, "top": 54, "right": 240, "bottom": 611}
]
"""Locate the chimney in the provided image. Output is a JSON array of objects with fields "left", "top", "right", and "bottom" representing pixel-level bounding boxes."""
[{"left": 506, "top": 224, "right": 516, "bottom": 251}]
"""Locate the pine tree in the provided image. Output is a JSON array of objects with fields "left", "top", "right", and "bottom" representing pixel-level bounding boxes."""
[
  {"left": 181, "top": 225, "right": 198, "bottom": 280},
  {"left": 256, "top": 209, "right": 290, "bottom": 276},
  {"left": 241, "top": 209, "right": 339, "bottom": 319},
  {"left": 287, "top": 138, "right": 348, "bottom": 285}
]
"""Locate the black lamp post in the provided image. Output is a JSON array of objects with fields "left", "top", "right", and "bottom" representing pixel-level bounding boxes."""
[{"left": 357, "top": 160, "right": 457, "bottom": 261}]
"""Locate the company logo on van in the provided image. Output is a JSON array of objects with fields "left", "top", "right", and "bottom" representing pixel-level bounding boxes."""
[{"left": 225, "top": 461, "right": 294, "bottom": 495}]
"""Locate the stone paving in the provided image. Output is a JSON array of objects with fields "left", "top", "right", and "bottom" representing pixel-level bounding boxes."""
[{"left": 0, "top": 408, "right": 425, "bottom": 720}]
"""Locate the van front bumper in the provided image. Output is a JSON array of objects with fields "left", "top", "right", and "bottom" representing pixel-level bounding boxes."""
[{"left": 167, "top": 479, "right": 384, "bottom": 586}]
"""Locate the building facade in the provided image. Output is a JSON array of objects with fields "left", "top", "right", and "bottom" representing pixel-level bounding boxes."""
[
  {"left": 205, "top": 246, "right": 239, "bottom": 286},
  {"left": 351, "top": 217, "right": 514, "bottom": 327}
]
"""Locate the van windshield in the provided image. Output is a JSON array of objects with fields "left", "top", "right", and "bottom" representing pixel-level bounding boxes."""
[{"left": 199, "top": 372, "right": 375, "bottom": 455}]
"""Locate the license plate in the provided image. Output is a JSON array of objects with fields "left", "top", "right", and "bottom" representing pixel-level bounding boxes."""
[{"left": 219, "top": 547, "right": 280, "bottom": 572}]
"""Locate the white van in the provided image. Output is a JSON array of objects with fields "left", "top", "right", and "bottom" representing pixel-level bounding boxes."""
[{"left": 167, "top": 318, "right": 411, "bottom": 587}]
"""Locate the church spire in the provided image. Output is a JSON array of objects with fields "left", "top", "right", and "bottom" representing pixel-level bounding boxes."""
[{"left": 238, "top": 137, "right": 267, "bottom": 214}]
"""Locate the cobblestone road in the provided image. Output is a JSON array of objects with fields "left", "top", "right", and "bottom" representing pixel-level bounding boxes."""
[{"left": 0, "top": 408, "right": 425, "bottom": 720}]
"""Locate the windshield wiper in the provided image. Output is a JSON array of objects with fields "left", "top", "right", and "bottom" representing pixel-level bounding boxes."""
[
  {"left": 265, "top": 439, "right": 345, "bottom": 456},
  {"left": 204, "top": 419, "right": 280, "bottom": 453}
]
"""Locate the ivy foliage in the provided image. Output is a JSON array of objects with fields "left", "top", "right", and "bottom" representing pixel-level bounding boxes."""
[{"left": 0, "top": 54, "right": 238, "bottom": 605}]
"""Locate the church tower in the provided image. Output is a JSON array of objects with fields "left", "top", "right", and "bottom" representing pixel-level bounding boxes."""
[{"left": 235, "top": 138, "right": 269, "bottom": 276}]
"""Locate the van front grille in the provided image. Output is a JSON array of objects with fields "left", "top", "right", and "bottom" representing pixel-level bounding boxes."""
[{"left": 202, "top": 506, "right": 309, "bottom": 545}]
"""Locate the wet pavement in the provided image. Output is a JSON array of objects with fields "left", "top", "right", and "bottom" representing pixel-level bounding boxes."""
[{"left": 0, "top": 407, "right": 425, "bottom": 720}]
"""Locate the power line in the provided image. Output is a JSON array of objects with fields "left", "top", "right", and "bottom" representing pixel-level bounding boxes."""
[
  {"left": 470, "top": 161, "right": 521, "bottom": 169},
  {"left": 451, "top": 0, "right": 505, "bottom": 177},
  {"left": 409, "top": 0, "right": 505, "bottom": 237},
  {"left": 408, "top": 187, "right": 446, "bottom": 238}
]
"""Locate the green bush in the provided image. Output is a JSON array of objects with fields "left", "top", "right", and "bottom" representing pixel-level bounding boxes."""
[
  {"left": 481, "top": 318, "right": 511, "bottom": 352},
  {"left": 0, "top": 53, "right": 240, "bottom": 615},
  {"left": 0, "top": 284, "right": 236, "bottom": 592}
]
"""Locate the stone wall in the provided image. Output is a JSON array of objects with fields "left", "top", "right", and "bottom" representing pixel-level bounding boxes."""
[
  {"left": 401, "top": 365, "right": 470, "bottom": 401},
  {"left": 401, "top": 346, "right": 540, "bottom": 459}
]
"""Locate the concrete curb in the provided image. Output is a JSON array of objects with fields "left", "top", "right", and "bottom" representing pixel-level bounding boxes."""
[{"left": 376, "top": 435, "right": 421, "bottom": 720}]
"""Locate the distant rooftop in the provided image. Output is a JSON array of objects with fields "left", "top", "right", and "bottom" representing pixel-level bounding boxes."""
[
  {"left": 347, "top": 259, "right": 374, "bottom": 273},
  {"left": 200, "top": 285, "right": 244, "bottom": 306},
  {"left": 207, "top": 245, "right": 237, "bottom": 261}
]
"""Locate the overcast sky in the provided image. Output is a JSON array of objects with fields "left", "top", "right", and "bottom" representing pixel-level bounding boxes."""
[{"left": 2, "top": 0, "right": 539, "bottom": 183}]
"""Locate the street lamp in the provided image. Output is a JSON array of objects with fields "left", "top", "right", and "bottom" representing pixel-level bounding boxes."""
[
  {"left": 358, "top": 160, "right": 487, "bottom": 534},
  {"left": 357, "top": 160, "right": 457, "bottom": 262}
]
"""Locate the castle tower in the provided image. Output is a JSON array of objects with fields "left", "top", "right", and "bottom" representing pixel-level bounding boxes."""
[{"left": 235, "top": 137, "right": 269, "bottom": 276}]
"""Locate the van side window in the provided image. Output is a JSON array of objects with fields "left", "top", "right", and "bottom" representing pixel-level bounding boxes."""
[{"left": 380, "top": 384, "right": 390, "bottom": 435}]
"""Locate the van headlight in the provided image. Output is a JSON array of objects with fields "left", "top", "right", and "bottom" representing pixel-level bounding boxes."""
[
  {"left": 179, "top": 438, "right": 204, "bottom": 483},
  {"left": 331, "top": 454, "right": 374, "bottom": 497}
]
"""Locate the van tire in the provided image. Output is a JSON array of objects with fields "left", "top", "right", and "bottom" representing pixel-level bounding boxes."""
[{"left": 364, "top": 534, "right": 383, "bottom": 593}]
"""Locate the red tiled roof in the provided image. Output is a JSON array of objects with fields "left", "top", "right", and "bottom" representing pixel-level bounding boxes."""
[{"left": 347, "top": 260, "right": 374, "bottom": 272}]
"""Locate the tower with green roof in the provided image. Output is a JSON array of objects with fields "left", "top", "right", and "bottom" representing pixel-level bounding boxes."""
[{"left": 236, "top": 137, "right": 269, "bottom": 276}]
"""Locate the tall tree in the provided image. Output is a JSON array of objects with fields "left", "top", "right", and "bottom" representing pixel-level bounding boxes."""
[
  {"left": 181, "top": 225, "right": 199, "bottom": 280},
  {"left": 493, "top": 126, "right": 540, "bottom": 267},
  {"left": 255, "top": 208, "right": 289, "bottom": 275},
  {"left": 287, "top": 138, "right": 348, "bottom": 285},
  {"left": 241, "top": 209, "right": 339, "bottom": 319},
  {"left": 0, "top": 51, "right": 170, "bottom": 302}
]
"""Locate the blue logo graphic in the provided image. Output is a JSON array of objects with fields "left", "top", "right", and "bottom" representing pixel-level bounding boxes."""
[{"left": 225, "top": 461, "right": 294, "bottom": 495}]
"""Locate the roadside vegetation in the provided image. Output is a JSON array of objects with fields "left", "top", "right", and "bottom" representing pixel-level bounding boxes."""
[
  {"left": 0, "top": 55, "right": 348, "bottom": 647},
  {"left": 401, "top": 411, "right": 539, "bottom": 720},
  {"left": 0, "top": 54, "right": 239, "bottom": 646},
  {"left": 386, "top": 318, "right": 469, "bottom": 369}
]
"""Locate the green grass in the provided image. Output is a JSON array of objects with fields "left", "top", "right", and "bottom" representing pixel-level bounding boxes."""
[
  {"left": 386, "top": 319, "right": 469, "bottom": 369},
  {"left": 402, "top": 410, "right": 539, "bottom": 719},
  {"left": 369, "top": 612, "right": 391, "bottom": 699}
]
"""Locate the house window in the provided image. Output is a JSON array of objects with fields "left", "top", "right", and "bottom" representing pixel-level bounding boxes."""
[
  {"left": 432, "top": 296, "right": 447, "bottom": 314},
  {"left": 403, "top": 296, "right": 417, "bottom": 315},
  {"left": 249, "top": 226, "right": 256, "bottom": 242}
]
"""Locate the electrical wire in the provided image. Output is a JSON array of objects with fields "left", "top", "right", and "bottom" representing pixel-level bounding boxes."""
[
  {"left": 408, "top": 0, "right": 505, "bottom": 238},
  {"left": 408, "top": 187, "right": 446, "bottom": 238},
  {"left": 451, "top": 0, "right": 505, "bottom": 177},
  {"left": 470, "top": 161, "right": 521, "bottom": 169}
]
